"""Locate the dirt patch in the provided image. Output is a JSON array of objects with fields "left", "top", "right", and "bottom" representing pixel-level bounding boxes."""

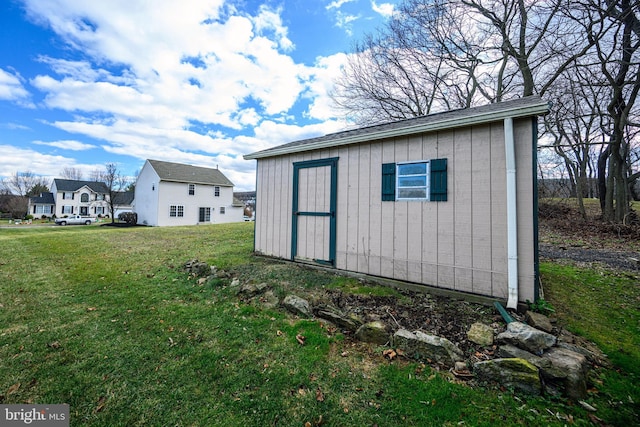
[{"left": 320, "top": 288, "right": 499, "bottom": 356}]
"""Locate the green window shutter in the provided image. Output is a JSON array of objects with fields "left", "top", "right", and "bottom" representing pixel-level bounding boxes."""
[
  {"left": 430, "top": 158, "right": 448, "bottom": 201},
  {"left": 382, "top": 163, "right": 396, "bottom": 201}
]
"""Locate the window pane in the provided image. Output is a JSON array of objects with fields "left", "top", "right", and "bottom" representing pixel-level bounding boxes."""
[
  {"left": 398, "top": 188, "right": 427, "bottom": 199},
  {"left": 398, "top": 176, "right": 426, "bottom": 187},
  {"left": 398, "top": 163, "right": 426, "bottom": 175}
]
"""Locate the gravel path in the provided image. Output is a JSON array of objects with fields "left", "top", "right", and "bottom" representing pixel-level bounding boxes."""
[{"left": 539, "top": 243, "right": 640, "bottom": 272}]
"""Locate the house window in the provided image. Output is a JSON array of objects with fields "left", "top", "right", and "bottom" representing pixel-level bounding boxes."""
[
  {"left": 199, "top": 207, "right": 211, "bottom": 222},
  {"left": 170, "top": 205, "right": 184, "bottom": 217},
  {"left": 382, "top": 158, "right": 448, "bottom": 202},
  {"left": 81, "top": 193, "right": 89, "bottom": 202},
  {"left": 96, "top": 194, "right": 105, "bottom": 201},
  {"left": 220, "top": 206, "right": 225, "bottom": 215},
  {"left": 63, "top": 192, "right": 74, "bottom": 200},
  {"left": 188, "top": 184, "right": 195, "bottom": 195},
  {"left": 35, "top": 205, "right": 52, "bottom": 214},
  {"left": 62, "top": 205, "right": 73, "bottom": 214},
  {"left": 95, "top": 207, "right": 105, "bottom": 215},
  {"left": 214, "top": 186, "right": 220, "bottom": 197}
]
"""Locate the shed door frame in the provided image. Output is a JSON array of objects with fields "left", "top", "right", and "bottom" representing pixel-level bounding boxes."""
[{"left": 291, "top": 157, "right": 338, "bottom": 266}]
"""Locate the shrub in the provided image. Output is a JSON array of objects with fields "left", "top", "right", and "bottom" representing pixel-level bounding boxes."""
[
  {"left": 25, "top": 214, "right": 34, "bottom": 220},
  {"left": 118, "top": 212, "right": 138, "bottom": 225}
]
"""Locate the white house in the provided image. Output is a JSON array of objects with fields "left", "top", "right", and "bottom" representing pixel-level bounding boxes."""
[
  {"left": 28, "top": 179, "right": 135, "bottom": 219},
  {"left": 134, "top": 159, "right": 244, "bottom": 226},
  {"left": 244, "top": 96, "right": 550, "bottom": 307},
  {"left": 50, "top": 179, "right": 111, "bottom": 217}
]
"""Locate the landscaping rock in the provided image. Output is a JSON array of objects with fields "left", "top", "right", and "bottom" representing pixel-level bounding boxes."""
[
  {"left": 540, "top": 347, "right": 589, "bottom": 400},
  {"left": 282, "top": 294, "right": 311, "bottom": 318},
  {"left": 473, "top": 358, "right": 542, "bottom": 395},
  {"left": 497, "top": 344, "right": 551, "bottom": 370},
  {"left": 259, "top": 290, "right": 279, "bottom": 309},
  {"left": 393, "top": 329, "right": 464, "bottom": 367},
  {"left": 314, "top": 305, "right": 362, "bottom": 332},
  {"left": 467, "top": 322, "right": 494, "bottom": 346},
  {"left": 355, "top": 321, "right": 389, "bottom": 345},
  {"left": 237, "top": 282, "right": 269, "bottom": 298},
  {"left": 525, "top": 311, "right": 554, "bottom": 333},
  {"left": 184, "top": 259, "right": 210, "bottom": 277},
  {"left": 497, "top": 321, "right": 556, "bottom": 354}
]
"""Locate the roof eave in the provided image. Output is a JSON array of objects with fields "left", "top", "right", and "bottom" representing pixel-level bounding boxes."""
[{"left": 244, "top": 100, "right": 550, "bottom": 160}]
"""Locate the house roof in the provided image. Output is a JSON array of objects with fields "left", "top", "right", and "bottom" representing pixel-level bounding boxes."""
[
  {"left": 244, "top": 96, "right": 550, "bottom": 160},
  {"left": 112, "top": 191, "right": 135, "bottom": 205},
  {"left": 29, "top": 192, "right": 55, "bottom": 204},
  {"left": 147, "top": 160, "right": 234, "bottom": 187},
  {"left": 53, "top": 179, "right": 109, "bottom": 193}
]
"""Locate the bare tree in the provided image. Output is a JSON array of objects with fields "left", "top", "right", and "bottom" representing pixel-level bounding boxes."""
[
  {"left": 0, "top": 171, "right": 49, "bottom": 218},
  {"left": 96, "top": 163, "right": 129, "bottom": 223},
  {"left": 60, "top": 167, "right": 84, "bottom": 180},
  {"left": 572, "top": 0, "right": 640, "bottom": 223}
]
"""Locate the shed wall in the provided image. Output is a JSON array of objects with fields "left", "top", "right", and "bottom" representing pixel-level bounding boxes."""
[{"left": 253, "top": 118, "right": 536, "bottom": 302}]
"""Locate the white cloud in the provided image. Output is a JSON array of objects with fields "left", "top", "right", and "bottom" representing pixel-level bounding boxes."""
[
  {"left": 371, "top": 1, "right": 395, "bottom": 18},
  {"left": 0, "top": 68, "right": 34, "bottom": 107},
  {"left": 33, "top": 139, "right": 95, "bottom": 151},
  {"left": 0, "top": 144, "right": 95, "bottom": 180},
  {"left": 334, "top": 12, "right": 360, "bottom": 35},
  {"left": 326, "top": 0, "right": 355, "bottom": 10},
  {"left": 12, "top": 0, "right": 352, "bottom": 190}
]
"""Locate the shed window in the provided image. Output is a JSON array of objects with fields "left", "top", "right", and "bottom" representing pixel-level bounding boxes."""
[
  {"left": 214, "top": 186, "right": 220, "bottom": 197},
  {"left": 188, "top": 184, "right": 195, "bottom": 195},
  {"left": 382, "top": 158, "right": 447, "bottom": 201},
  {"left": 219, "top": 206, "right": 225, "bottom": 214}
]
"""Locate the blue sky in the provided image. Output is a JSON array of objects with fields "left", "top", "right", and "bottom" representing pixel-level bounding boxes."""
[{"left": 0, "top": 0, "right": 397, "bottom": 191}]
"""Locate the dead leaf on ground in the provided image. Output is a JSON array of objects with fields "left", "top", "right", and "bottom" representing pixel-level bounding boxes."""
[
  {"left": 95, "top": 396, "right": 107, "bottom": 413},
  {"left": 296, "top": 334, "right": 306, "bottom": 345},
  {"left": 383, "top": 349, "right": 397, "bottom": 360},
  {"left": 316, "top": 388, "right": 325, "bottom": 402},
  {"left": 87, "top": 307, "right": 97, "bottom": 312},
  {"left": 47, "top": 341, "right": 61, "bottom": 349},
  {"left": 7, "top": 383, "right": 20, "bottom": 395},
  {"left": 340, "top": 351, "right": 349, "bottom": 357}
]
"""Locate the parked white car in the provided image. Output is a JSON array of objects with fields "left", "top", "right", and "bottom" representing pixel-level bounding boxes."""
[{"left": 55, "top": 215, "right": 95, "bottom": 226}]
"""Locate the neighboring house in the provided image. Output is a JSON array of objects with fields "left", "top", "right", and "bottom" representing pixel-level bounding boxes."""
[
  {"left": 244, "top": 96, "right": 550, "bottom": 308},
  {"left": 28, "top": 179, "right": 133, "bottom": 218},
  {"left": 50, "top": 179, "right": 110, "bottom": 217},
  {"left": 135, "top": 159, "right": 244, "bottom": 226},
  {"left": 27, "top": 192, "right": 55, "bottom": 218}
]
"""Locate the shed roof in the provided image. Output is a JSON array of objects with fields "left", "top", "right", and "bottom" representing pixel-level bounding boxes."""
[
  {"left": 244, "top": 96, "right": 549, "bottom": 160},
  {"left": 53, "top": 179, "right": 109, "bottom": 193},
  {"left": 148, "top": 159, "right": 234, "bottom": 186}
]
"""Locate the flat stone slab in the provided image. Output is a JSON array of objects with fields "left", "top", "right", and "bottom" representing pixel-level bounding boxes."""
[{"left": 497, "top": 321, "right": 557, "bottom": 354}]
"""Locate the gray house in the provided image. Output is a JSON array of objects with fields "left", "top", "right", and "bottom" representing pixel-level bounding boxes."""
[{"left": 244, "top": 96, "right": 550, "bottom": 308}]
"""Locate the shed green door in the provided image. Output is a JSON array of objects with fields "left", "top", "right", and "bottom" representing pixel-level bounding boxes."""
[{"left": 292, "top": 158, "right": 338, "bottom": 266}]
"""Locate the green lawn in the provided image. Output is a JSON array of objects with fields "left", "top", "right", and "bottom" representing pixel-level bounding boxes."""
[{"left": 1, "top": 223, "right": 638, "bottom": 426}]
